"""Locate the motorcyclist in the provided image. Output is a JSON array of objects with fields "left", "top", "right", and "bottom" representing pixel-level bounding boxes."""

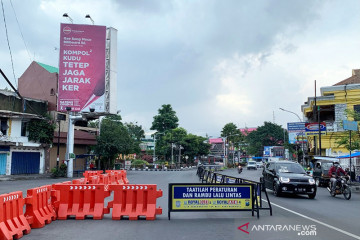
[
  {"left": 328, "top": 161, "right": 347, "bottom": 192},
  {"left": 238, "top": 164, "right": 243, "bottom": 173}
]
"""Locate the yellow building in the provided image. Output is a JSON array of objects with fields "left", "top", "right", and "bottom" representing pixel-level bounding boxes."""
[{"left": 302, "top": 69, "right": 360, "bottom": 158}]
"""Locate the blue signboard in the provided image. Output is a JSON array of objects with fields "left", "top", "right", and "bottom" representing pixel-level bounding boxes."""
[
  {"left": 264, "top": 146, "right": 271, "bottom": 157},
  {"left": 287, "top": 122, "right": 305, "bottom": 132},
  {"left": 343, "top": 120, "right": 358, "bottom": 131}
]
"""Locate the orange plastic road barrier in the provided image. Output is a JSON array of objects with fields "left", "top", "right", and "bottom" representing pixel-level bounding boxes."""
[
  {"left": 0, "top": 191, "right": 31, "bottom": 240},
  {"left": 88, "top": 175, "right": 100, "bottom": 184},
  {"left": 105, "top": 170, "right": 129, "bottom": 184},
  {"left": 50, "top": 181, "right": 71, "bottom": 213},
  {"left": 53, "top": 184, "right": 110, "bottom": 220},
  {"left": 83, "top": 170, "right": 103, "bottom": 179},
  {"left": 72, "top": 178, "right": 87, "bottom": 184},
  {"left": 24, "top": 185, "right": 56, "bottom": 229},
  {"left": 120, "top": 171, "right": 129, "bottom": 184},
  {"left": 99, "top": 174, "right": 109, "bottom": 185},
  {"left": 107, "top": 184, "right": 162, "bottom": 220},
  {"left": 107, "top": 172, "right": 117, "bottom": 184}
]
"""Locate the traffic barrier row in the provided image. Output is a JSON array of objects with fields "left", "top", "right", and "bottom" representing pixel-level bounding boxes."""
[
  {"left": 1, "top": 170, "right": 163, "bottom": 240},
  {"left": 106, "top": 184, "right": 163, "bottom": 220},
  {"left": 0, "top": 192, "right": 30, "bottom": 240},
  {"left": 24, "top": 185, "right": 56, "bottom": 229},
  {"left": 196, "top": 166, "right": 272, "bottom": 216},
  {"left": 83, "top": 170, "right": 129, "bottom": 185},
  {"left": 53, "top": 184, "right": 111, "bottom": 220}
]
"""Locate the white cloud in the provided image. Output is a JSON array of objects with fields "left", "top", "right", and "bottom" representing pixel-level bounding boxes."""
[{"left": 1, "top": 0, "right": 360, "bottom": 138}]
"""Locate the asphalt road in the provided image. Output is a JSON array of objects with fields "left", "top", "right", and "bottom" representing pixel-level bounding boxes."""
[{"left": 0, "top": 169, "right": 359, "bottom": 240}]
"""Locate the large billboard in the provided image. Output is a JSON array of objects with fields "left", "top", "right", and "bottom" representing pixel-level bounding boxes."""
[
  {"left": 57, "top": 23, "right": 106, "bottom": 112},
  {"left": 305, "top": 122, "right": 326, "bottom": 136},
  {"left": 287, "top": 122, "right": 307, "bottom": 144}
]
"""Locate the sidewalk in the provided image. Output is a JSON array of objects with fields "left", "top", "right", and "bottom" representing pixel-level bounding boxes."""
[
  {"left": 349, "top": 181, "right": 360, "bottom": 192},
  {"left": 0, "top": 173, "right": 52, "bottom": 181}
]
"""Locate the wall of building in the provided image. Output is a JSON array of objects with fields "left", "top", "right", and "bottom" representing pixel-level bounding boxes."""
[
  {"left": 303, "top": 86, "right": 360, "bottom": 156},
  {"left": 18, "top": 62, "right": 58, "bottom": 111},
  {"left": 7, "top": 146, "right": 45, "bottom": 175},
  {"left": 49, "top": 144, "right": 88, "bottom": 171}
]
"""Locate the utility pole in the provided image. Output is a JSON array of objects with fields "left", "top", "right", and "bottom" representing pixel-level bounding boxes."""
[
  {"left": 178, "top": 145, "right": 182, "bottom": 166},
  {"left": 279, "top": 108, "right": 305, "bottom": 165},
  {"left": 315, "top": 80, "right": 322, "bottom": 156}
]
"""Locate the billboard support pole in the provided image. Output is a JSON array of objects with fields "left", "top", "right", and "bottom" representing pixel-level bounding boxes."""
[{"left": 65, "top": 111, "right": 83, "bottom": 178}]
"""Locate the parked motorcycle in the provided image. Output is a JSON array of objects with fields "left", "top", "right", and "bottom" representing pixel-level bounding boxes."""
[
  {"left": 327, "top": 176, "right": 351, "bottom": 200},
  {"left": 238, "top": 165, "right": 243, "bottom": 174}
]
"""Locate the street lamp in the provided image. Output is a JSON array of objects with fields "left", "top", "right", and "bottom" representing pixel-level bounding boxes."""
[
  {"left": 152, "top": 132, "right": 164, "bottom": 164},
  {"left": 223, "top": 134, "right": 240, "bottom": 166},
  {"left": 279, "top": 107, "right": 306, "bottom": 165},
  {"left": 62, "top": 13, "right": 73, "bottom": 23},
  {"left": 85, "top": 14, "right": 94, "bottom": 25}
]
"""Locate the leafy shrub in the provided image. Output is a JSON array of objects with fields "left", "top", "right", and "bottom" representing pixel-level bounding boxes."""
[{"left": 51, "top": 163, "right": 67, "bottom": 178}]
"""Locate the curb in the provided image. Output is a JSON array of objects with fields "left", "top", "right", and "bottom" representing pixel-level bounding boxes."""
[{"left": 127, "top": 167, "right": 196, "bottom": 172}]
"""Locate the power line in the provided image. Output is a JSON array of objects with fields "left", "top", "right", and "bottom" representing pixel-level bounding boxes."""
[
  {"left": 1, "top": 0, "right": 17, "bottom": 87},
  {"left": 9, "top": 0, "right": 32, "bottom": 63}
]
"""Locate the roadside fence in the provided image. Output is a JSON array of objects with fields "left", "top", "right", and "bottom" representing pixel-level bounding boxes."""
[{"left": 196, "top": 166, "right": 272, "bottom": 216}]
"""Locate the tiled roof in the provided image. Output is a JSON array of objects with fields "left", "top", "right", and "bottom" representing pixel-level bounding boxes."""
[
  {"left": 333, "top": 69, "right": 360, "bottom": 86},
  {"left": 36, "top": 62, "right": 58, "bottom": 73}
]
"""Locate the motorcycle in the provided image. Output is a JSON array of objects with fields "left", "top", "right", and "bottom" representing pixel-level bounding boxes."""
[
  {"left": 238, "top": 165, "right": 243, "bottom": 174},
  {"left": 327, "top": 176, "right": 351, "bottom": 200}
]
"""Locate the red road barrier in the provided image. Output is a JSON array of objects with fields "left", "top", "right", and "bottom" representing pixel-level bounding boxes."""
[
  {"left": 24, "top": 185, "right": 56, "bottom": 229},
  {"left": 88, "top": 175, "right": 100, "bottom": 184},
  {"left": 0, "top": 191, "right": 31, "bottom": 240},
  {"left": 107, "top": 172, "right": 117, "bottom": 184},
  {"left": 83, "top": 170, "right": 103, "bottom": 179},
  {"left": 107, "top": 184, "right": 162, "bottom": 220},
  {"left": 99, "top": 174, "right": 109, "bottom": 185},
  {"left": 53, "top": 184, "right": 110, "bottom": 220},
  {"left": 120, "top": 171, "right": 129, "bottom": 184},
  {"left": 105, "top": 170, "right": 128, "bottom": 184},
  {"left": 72, "top": 178, "right": 87, "bottom": 184}
]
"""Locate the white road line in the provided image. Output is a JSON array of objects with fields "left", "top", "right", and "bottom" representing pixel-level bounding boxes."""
[{"left": 262, "top": 199, "right": 360, "bottom": 240}]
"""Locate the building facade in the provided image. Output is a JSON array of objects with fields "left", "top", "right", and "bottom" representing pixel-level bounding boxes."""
[{"left": 0, "top": 89, "right": 48, "bottom": 175}]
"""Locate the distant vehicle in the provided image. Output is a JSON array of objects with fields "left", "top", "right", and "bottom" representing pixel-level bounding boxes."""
[
  {"left": 313, "top": 162, "right": 333, "bottom": 187},
  {"left": 267, "top": 157, "right": 281, "bottom": 162},
  {"left": 247, "top": 161, "right": 257, "bottom": 170},
  {"left": 238, "top": 165, "right": 243, "bottom": 174},
  {"left": 261, "top": 161, "right": 317, "bottom": 199},
  {"left": 256, "top": 161, "right": 263, "bottom": 168}
]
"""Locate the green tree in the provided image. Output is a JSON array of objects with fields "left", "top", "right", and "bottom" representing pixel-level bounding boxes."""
[
  {"left": 155, "top": 127, "right": 210, "bottom": 163},
  {"left": 246, "top": 121, "right": 285, "bottom": 156},
  {"left": 182, "top": 134, "right": 210, "bottom": 163},
  {"left": 155, "top": 127, "right": 187, "bottom": 160},
  {"left": 151, "top": 104, "right": 179, "bottom": 133},
  {"left": 95, "top": 115, "right": 133, "bottom": 169},
  {"left": 336, "top": 108, "right": 360, "bottom": 151},
  {"left": 221, "top": 122, "right": 244, "bottom": 156},
  {"left": 124, "top": 122, "right": 145, "bottom": 154},
  {"left": 27, "top": 114, "right": 56, "bottom": 144}
]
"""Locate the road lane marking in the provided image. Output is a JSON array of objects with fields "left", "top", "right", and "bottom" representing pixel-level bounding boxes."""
[{"left": 262, "top": 199, "right": 360, "bottom": 240}]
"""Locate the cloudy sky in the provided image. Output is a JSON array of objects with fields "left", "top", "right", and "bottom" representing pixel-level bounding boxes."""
[{"left": 1, "top": 0, "right": 360, "bottom": 137}]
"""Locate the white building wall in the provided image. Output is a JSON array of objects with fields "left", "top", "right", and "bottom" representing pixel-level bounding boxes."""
[{"left": 2, "top": 118, "right": 45, "bottom": 175}]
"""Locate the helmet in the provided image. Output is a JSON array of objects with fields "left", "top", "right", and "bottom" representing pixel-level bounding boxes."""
[{"left": 333, "top": 161, "right": 340, "bottom": 167}]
